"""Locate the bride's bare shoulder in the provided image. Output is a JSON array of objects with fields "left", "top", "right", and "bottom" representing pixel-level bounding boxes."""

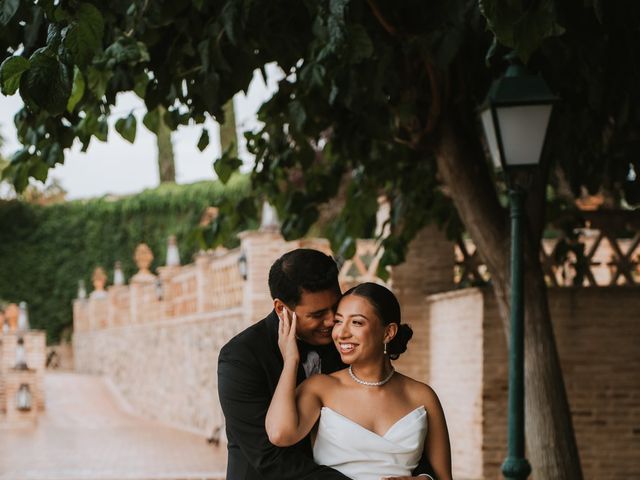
[
  {"left": 301, "top": 371, "right": 344, "bottom": 391},
  {"left": 396, "top": 373, "right": 443, "bottom": 409}
]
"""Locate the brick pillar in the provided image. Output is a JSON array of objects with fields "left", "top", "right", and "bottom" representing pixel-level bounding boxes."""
[
  {"left": 73, "top": 299, "right": 88, "bottom": 332},
  {"left": 194, "top": 254, "right": 210, "bottom": 314},
  {"left": 389, "top": 225, "right": 455, "bottom": 383},
  {"left": 158, "top": 265, "right": 180, "bottom": 319},
  {"left": 239, "top": 230, "right": 288, "bottom": 328}
]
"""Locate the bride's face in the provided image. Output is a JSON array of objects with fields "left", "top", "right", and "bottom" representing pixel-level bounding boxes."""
[{"left": 332, "top": 295, "right": 386, "bottom": 363}]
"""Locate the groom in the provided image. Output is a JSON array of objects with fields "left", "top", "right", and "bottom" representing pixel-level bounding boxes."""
[{"left": 218, "top": 248, "right": 435, "bottom": 479}]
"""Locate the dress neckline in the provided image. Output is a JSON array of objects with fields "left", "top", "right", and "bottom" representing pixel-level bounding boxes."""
[{"left": 321, "top": 405, "right": 426, "bottom": 438}]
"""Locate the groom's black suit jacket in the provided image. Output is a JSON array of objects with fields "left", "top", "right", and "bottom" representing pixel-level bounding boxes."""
[
  {"left": 218, "top": 310, "right": 435, "bottom": 480},
  {"left": 218, "top": 310, "right": 348, "bottom": 480}
]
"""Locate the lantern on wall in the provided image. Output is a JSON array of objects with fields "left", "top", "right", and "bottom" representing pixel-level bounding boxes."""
[
  {"left": 237, "top": 251, "right": 248, "bottom": 281},
  {"left": 15, "top": 336, "right": 28, "bottom": 370},
  {"left": 16, "top": 383, "right": 32, "bottom": 411}
]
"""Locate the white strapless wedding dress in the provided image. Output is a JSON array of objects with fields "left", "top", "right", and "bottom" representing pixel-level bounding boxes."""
[{"left": 313, "top": 406, "right": 428, "bottom": 480}]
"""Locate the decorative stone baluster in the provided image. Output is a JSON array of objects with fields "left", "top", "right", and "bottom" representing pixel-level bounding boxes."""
[
  {"left": 90, "top": 267, "right": 108, "bottom": 299},
  {"left": 18, "top": 302, "right": 29, "bottom": 331},
  {"left": 113, "top": 261, "right": 125, "bottom": 286},
  {"left": 5, "top": 303, "right": 19, "bottom": 332},
  {"left": 166, "top": 235, "right": 181, "bottom": 267}
]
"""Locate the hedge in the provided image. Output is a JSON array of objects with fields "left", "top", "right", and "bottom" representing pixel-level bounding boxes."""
[{"left": 0, "top": 175, "right": 252, "bottom": 343}]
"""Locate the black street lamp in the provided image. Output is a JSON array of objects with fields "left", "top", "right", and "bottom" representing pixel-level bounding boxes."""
[{"left": 480, "top": 56, "right": 556, "bottom": 480}]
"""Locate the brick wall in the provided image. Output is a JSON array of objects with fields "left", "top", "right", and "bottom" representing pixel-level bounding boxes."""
[
  {"left": 391, "top": 226, "right": 456, "bottom": 384},
  {"left": 426, "top": 289, "right": 485, "bottom": 480},
  {"left": 423, "top": 287, "right": 639, "bottom": 480},
  {"left": 74, "top": 309, "right": 244, "bottom": 438}
]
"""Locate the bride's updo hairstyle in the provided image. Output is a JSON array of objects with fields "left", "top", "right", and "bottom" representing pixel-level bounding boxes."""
[{"left": 342, "top": 282, "right": 413, "bottom": 360}]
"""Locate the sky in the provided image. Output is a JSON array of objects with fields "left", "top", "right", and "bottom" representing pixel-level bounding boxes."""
[{"left": 0, "top": 66, "right": 281, "bottom": 200}]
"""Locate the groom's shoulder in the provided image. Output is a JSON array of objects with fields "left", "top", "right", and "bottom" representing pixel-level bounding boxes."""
[{"left": 220, "top": 313, "right": 274, "bottom": 360}]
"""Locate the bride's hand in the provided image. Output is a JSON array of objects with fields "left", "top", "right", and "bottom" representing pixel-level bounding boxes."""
[{"left": 278, "top": 308, "right": 299, "bottom": 364}]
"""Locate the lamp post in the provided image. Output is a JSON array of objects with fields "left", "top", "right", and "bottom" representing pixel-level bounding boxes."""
[{"left": 480, "top": 55, "right": 556, "bottom": 480}]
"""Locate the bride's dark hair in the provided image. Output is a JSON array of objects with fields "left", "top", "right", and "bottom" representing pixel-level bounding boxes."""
[{"left": 341, "top": 282, "right": 413, "bottom": 360}]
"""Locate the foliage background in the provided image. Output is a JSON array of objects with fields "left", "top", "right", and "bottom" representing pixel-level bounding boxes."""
[{"left": 0, "top": 175, "right": 251, "bottom": 343}]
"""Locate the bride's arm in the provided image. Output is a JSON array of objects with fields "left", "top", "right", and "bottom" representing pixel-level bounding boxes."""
[
  {"left": 265, "top": 310, "right": 323, "bottom": 447},
  {"left": 423, "top": 387, "right": 452, "bottom": 480}
]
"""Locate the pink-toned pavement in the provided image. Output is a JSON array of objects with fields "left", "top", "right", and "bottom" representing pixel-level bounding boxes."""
[{"left": 0, "top": 372, "right": 227, "bottom": 480}]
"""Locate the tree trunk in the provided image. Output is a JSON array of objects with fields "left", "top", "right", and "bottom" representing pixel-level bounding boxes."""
[
  {"left": 156, "top": 106, "right": 176, "bottom": 183},
  {"left": 220, "top": 98, "right": 238, "bottom": 156},
  {"left": 435, "top": 112, "right": 583, "bottom": 479}
]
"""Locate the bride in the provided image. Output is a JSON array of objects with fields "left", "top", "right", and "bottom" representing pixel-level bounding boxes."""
[{"left": 266, "top": 282, "right": 452, "bottom": 480}]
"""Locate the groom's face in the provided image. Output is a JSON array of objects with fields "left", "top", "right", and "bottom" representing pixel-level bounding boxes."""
[{"left": 292, "top": 289, "right": 341, "bottom": 346}]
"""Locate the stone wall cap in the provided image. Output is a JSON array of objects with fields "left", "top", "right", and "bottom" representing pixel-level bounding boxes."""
[
  {"left": 130, "top": 272, "right": 157, "bottom": 284},
  {"left": 426, "top": 287, "right": 484, "bottom": 303}
]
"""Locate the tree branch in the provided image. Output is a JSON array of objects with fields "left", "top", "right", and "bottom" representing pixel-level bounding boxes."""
[{"left": 366, "top": 0, "right": 399, "bottom": 36}]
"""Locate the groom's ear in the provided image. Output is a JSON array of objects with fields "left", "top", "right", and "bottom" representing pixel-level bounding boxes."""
[{"left": 273, "top": 299, "right": 286, "bottom": 318}]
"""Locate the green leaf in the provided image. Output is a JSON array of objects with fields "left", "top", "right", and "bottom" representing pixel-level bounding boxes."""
[
  {"left": 67, "top": 66, "right": 85, "bottom": 112},
  {"left": 143, "top": 108, "right": 160, "bottom": 134},
  {"left": 338, "top": 237, "right": 356, "bottom": 260},
  {"left": 0, "top": 0, "right": 19, "bottom": 25},
  {"left": 479, "top": 0, "right": 564, "bottom": 63},
  {"left": 86, "top": 66, "right": 110, "bottom": 99},
  {"left": 197, "top": 128, "right": 210, "bottom": 151},
  {"left": 42, "top": 142, "right": 63, "bottom": 167},
  {"left": 30, "top": 158, "right": 49, "bottom": 182},
  {"left": 348, "top": 24, "right": 374, "bottom": 63},
  {"left": 62, "top": 3, "right": 105, "bottom": 66},
  {"left": 20, "top": 48, "right": 72, "bottom": 115},
  {"left": 288, "top": 100, "right": 306, "bottom": 131},
  {"left": 214, "top": 146, "right": 242, "bottom": 184},
  {"left": 95, "top": 117, "right": 108, "bottom": 142},
  {"left": 0, "top": 56, "right": 30, "bottom": 95},
  {"left": 104, "top": 38, "right": 150, "bottom": 66},
  {"left": 115, "top": 113, "right": 137, "bottom": 143},
  {"left": 133, "top": 72, "right": 149, "bottom": 98}
]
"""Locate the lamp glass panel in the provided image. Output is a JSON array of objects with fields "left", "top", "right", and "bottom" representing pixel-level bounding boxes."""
[
  {"left": 17, "top": 384, "right": 32, "bottom": 410},
  {"left": 495, "top": 104, "right": 552, "bottom": 166},
  {"left": 481, "top": 108, "right": 502, "bottom": 169},
  {"left": 15, "top": 343, "right": 27, "bottom": 366}
]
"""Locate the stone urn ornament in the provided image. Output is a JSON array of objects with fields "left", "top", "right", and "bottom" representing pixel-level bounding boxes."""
[
  {"left": 131, "top": 243, "right": 157, "bottom": 283},
  {"left": 90, "top": 267, "right": 108, "bottom": 299},
  {"left": 5, "top": 303, "right": 19, "bottom": 332}
]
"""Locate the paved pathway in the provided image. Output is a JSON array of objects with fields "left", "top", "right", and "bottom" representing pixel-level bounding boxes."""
[{"left": 0, "top": 372, "right": 227, "bottom": 480}]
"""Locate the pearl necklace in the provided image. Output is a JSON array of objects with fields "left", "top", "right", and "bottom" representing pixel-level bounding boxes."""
[{"left": 348, "top": 365, "right": 395, "bottom": 387}]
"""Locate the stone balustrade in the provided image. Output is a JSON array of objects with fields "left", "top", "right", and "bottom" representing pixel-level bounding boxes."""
[{"left": 72, "top": 227, "right": 455, "bottom": 439}]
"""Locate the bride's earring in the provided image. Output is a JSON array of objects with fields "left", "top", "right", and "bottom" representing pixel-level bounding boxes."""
[{"left": 383, "top": 342, "right": 387, "bottom": 355}]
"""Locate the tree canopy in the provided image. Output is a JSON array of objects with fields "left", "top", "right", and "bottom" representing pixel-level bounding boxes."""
[
  {"left": 2, "top": 1, "right": 640, "bottom": 477},
  {"left": 2, "top": 2, "right": 637, "bottom": 263}
]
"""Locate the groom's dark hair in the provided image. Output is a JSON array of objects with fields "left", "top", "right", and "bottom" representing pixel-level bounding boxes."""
[{"left": 269, "top": 249, "right": 340, "bottom": 307}]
